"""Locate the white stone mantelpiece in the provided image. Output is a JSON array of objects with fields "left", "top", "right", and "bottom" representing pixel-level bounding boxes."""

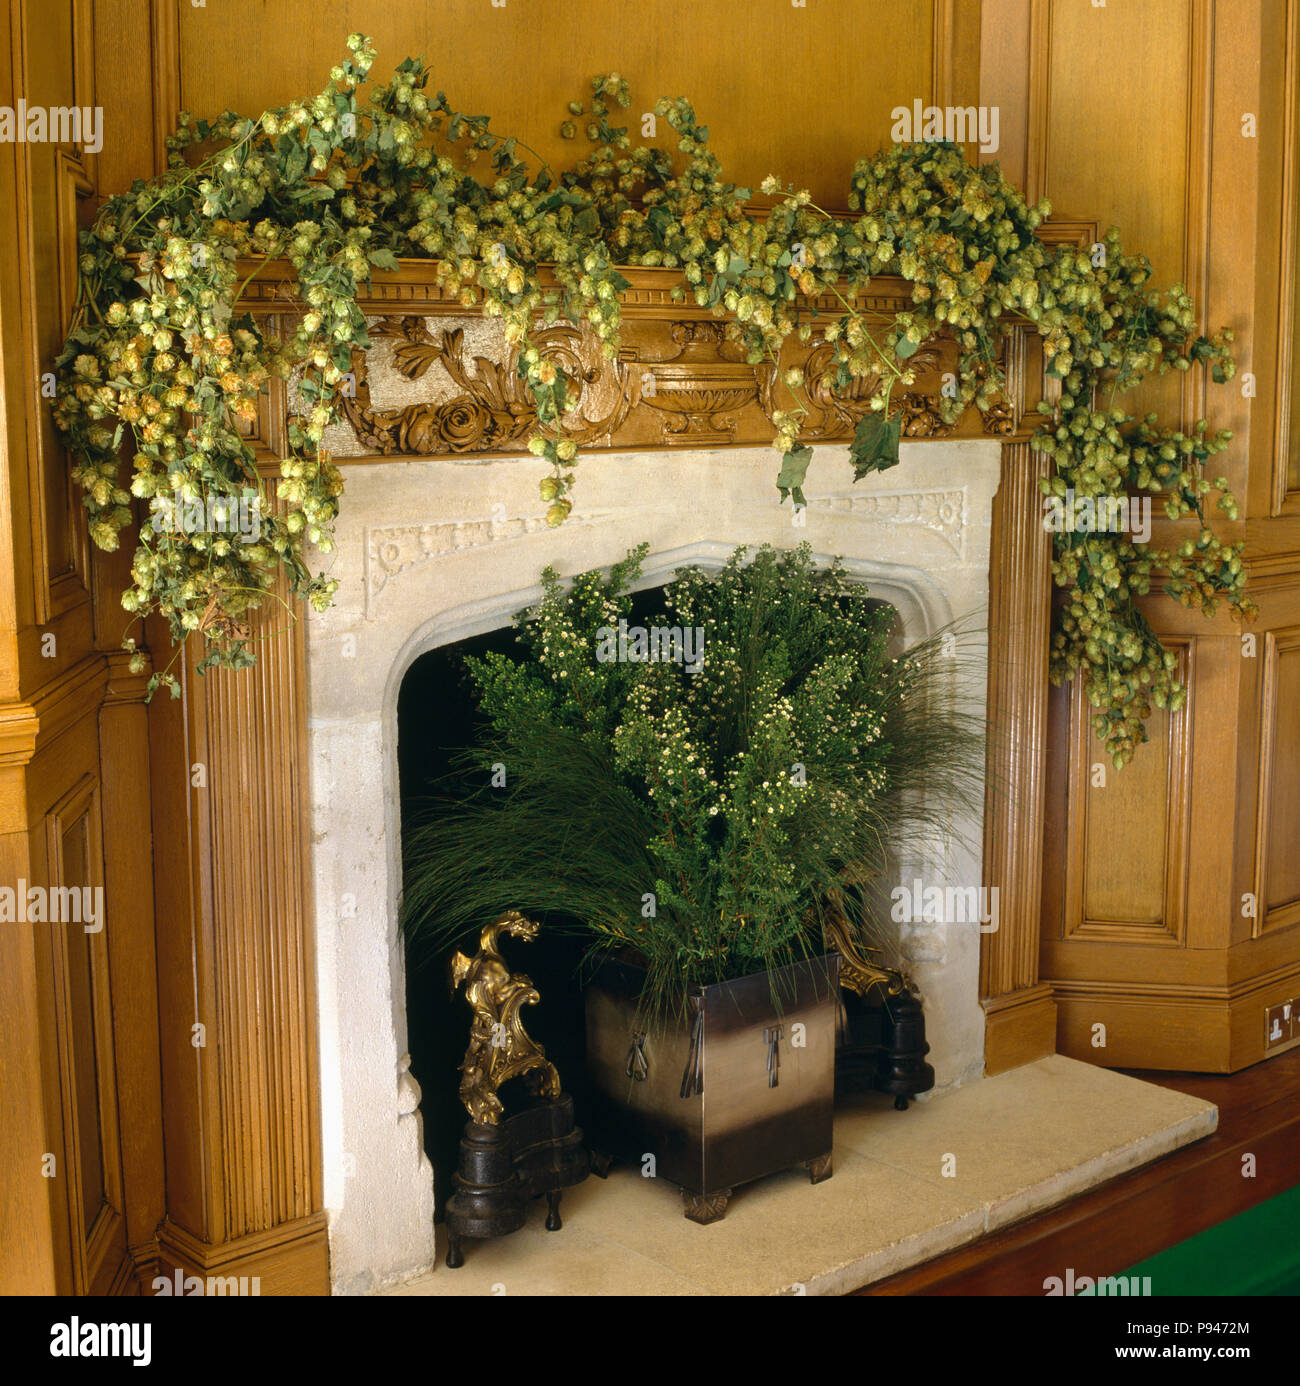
[{"left": 305, "top": 440, "right": 1001, "bottom": 1293}]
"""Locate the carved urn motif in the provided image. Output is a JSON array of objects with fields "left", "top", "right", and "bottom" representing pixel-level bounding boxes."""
[{"left": 639, "top": 321, "right": 761, "bottom": 446}]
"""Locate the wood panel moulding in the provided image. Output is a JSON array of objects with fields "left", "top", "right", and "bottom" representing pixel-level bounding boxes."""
[
  {"left": 146, "top": 554, "right": 326, "bottom": 1292},
  {"left": 978, "top": 312, "right": 1057, "bottom": 1073},
  {"left": 1049, "top": 964, "right": 1300, "bottom": 1073},
  {"left": 1269, "top": 0, "right": 1300, "bottom": 513},
  {"left": 39, "top": 772, "right": 127, "bottom": 1295},
  {"left": 0, "top": 654, "right": 110, "bottom": 782},
  {"left": 203, "top": 610, "right": 319, "bottom": 1240},
  {"left": 97, "top": 651, "right": 166, "bottom": 1293},
  {"left": 1061, "top": 641, "right": 1194, "bottom": 948},
  {"left": 6, "top": 2, "right": 96, "bottom": 675},
  {"left": 1252, "top": 626, "right": 1300, "bottom": 936},
  {"left": 158, "top": 1210, "right": 329, "bottom": 1295}
]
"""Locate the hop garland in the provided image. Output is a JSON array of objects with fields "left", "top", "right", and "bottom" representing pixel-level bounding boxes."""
[{"left": 54, "top": 34, "right": 1252, "bottom": 760}]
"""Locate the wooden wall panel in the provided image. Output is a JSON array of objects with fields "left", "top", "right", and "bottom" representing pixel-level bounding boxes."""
[
  {"left": 170, "top": 0, "right": 979, "bottom": 213},
  {"left": 1040, "top": 0, "right": 1191, "bottom": 272},
  {"left": 97, "top": 657, "right": 165, "bottom": 1292},
  {"left": 990, "top": 0, "right": 1300, "bottom": 1072},
  {"left": 5, "top": 0, "right": 95, "bottom": 678},
  {"left": 1244, "top": 0, "right": 1292, "bottom": 521},
  {"left": 40, "top": 773, "right": 128, "bottom": 1294},
  {"left": 1062, "top": 643, "right": 1192, "bottom": 948},
  {"left": 1254, "top": 628, "right": 1300, "bottom": 933},
  {"left": 0, "top": 0, "right": 166, "bottom": 1297},
  {"left": 18, "top": 5, "right": 97, "bottom": 628},
  {"left": 203, "top": 606, "right": 320, "bottom": 1241},
  {"left": 981, "top": 427, "right": 1058, "bottom": 1073},
  {"left": 978, "top": 0, "right": 1030, "bottom": 186},
  {"left": 1274, "top": 1, "right": 1300, "bottom": 501},
  {"left": 147, "top": 584, "right": 329, "bottom": 1292},
  {"left": 1043, "top": 0, "right": 1199, "bottom": 430}
]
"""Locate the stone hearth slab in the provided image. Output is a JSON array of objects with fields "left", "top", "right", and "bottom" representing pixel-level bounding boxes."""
[{"left": 380, "top": 1055, "right": 1216, "bottom": 1297}]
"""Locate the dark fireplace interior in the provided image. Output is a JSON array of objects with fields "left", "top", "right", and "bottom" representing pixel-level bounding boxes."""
[{"left": 397, "top": 585, "right": 673, "bottom": 1213}]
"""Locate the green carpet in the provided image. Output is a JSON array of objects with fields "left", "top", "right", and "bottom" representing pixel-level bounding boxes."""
[{"left": 1116, "top": 1183, "right": 1300, "bottom": 1295}]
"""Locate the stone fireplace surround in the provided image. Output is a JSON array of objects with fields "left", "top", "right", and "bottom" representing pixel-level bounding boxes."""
[{"left": 305, "top": 438, "right": 1002, "bottom": 1294}]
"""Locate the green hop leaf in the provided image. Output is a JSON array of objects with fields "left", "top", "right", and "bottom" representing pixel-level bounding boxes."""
[
  {"left": 776, "top": 444, "right": 814, "bottom": 505},
  {"left": 849, "top": 413, "right": 902, "bottom": 478}
]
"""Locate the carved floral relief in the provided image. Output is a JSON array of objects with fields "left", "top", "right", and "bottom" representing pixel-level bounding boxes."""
[{"left": 316, "top": 312, "right": 1016, "bottom": 461}]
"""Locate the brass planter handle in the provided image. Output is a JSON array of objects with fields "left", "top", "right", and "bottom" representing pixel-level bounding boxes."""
[
  {"left": 679, "top": 998, "right": 705, "bottom": 1098},
  {"left": 625, "top": 1032, "right": 649, "bottom": 1082}
]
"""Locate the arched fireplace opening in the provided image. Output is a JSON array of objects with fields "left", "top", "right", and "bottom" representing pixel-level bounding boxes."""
[{"left": 394, "top": 576, "right": 908, "bottom": 1219}]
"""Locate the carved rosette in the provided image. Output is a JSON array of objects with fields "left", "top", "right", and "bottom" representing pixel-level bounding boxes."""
[{"left": 974, "top": 339, "right": 1020, "bottom": 437}]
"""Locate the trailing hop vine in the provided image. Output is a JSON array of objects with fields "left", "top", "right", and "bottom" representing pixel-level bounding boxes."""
[{"left": 55, "top": 34, "right": 1253, "bottom": 762}]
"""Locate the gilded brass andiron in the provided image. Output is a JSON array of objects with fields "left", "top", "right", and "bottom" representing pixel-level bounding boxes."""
[
  {"left": 449, "top": 909, "right": 561, "bottom": 1126},
  {"left": 443, "top": 911, "right": 588, "bottom": 1268},
  {"left": 824, "top": 909, "right": 934, "bottom": 1109}
]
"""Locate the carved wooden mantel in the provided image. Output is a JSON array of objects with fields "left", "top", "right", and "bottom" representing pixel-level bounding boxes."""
[
  {"left": 156, "top": 260, "right": 1055, "bottom": 1291},
  {"left": 233, "top": 263, "right": 1024, "bottom": 463}
]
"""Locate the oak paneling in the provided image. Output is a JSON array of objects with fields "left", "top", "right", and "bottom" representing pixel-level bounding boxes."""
[
  {"left": 1255, "top": 628, "right": 1300, "bottom": 933},
  {"left": 1062, "top": 643, "right": 1192, "bottom": 947},
  {"left": 978, "top": 0, "right": 1030, "bottom": 187},
  {"left": 0, "top": 0, "right": 167, "bottom": 1296},
  {"left": 1037, "top": 0, "right": 1201, "bottom": 432},
  {"left": 172, "top": 0, "right": 966, "bottom": 213},
  {"left": 42, "top": 774, "right": 127, "bottom": 1294},
  {"left": 980, "top": 424, "right": 1058, "bottom": 1072},
  {"left": 1277, "top": 1, "right": 1300, "bottom": 501},
  {"left": 1041, "top": 0, "right": 1191, "bottom": 282},
  {"left": 9, "top": 0, "right": 94, "bottom": 645},
  {"left": 1012, "top": 0, "right": 1300, "bottom": 1071},
  {"left": 146, "top": 566, "right": 326, "bottom": 1287},
  {"left": 202, "top": 605, "right": 319, "bottom": 1240},
  {"left": 97, "top": 656, "right": 165, "bottom": 1289}
]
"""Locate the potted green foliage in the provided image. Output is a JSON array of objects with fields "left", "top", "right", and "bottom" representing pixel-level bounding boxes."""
[{"left": 403, "top": 542, "right": 984, "bottom": 1220}]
